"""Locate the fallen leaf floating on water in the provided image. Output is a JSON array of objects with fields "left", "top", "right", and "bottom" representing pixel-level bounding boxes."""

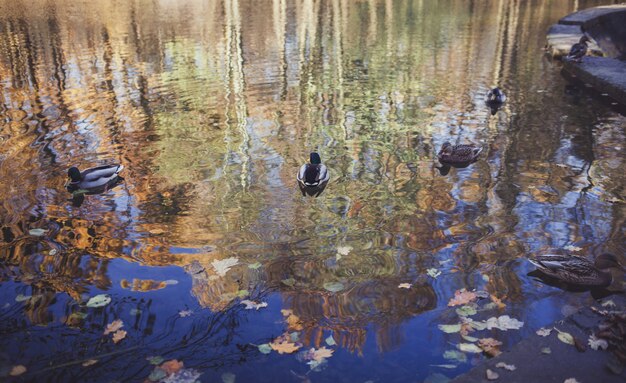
[
  {"left": 398, "top": 283, "right": 412, "bottom": 289},
  {"left": 221, "top": 372, "right": 236, "bottom": 383},
  {"left": 10, "top": 365, "right": 26, "bottom": 376},
  {"left": 536, "top": 328, "right": 552, "bottom": 337},
  {"left": 462, "top": 334, "right": 478, "bottom": 342},
  {"left": 306, "top": 347, "right": 334, "bottom": 362},
  {"left": 325, "top": 336, "right": 336, "bottom": 346},
  {"left": 179, "top": 310, "right": 193, "bottom": 317},
  {"left": 448, "top": 289, "right": 478, "bottom": 307},
  {"left": 484, "top": 315, "right": 524, "bottom": 331},
  {"left": 431, "top": 364, "right": 457, "bottom": 369},
  {"left": 443, "top": 350, "right": 467, "bottom": 363},
  {"left": 336, "top": 246, "right": 352, "bottom": 257},
  {"left": 478, "top": 338, "right": 503, "bottom": 357},
  {"left": 85, "top": 294, "right": 111, "bottom": 308},
  {"left": 241, "top": 300, "right": 268, "bottom": 310},
  {"left": 456, "top": 305, "right": 477, "bottom": 317},
  {"left": 486, "top": 369, "right": 499, "bottom": 381},
  {"left": 82, "top": 359, "right": 98, "bottom": 367},
  {"left": 160, "top": 359, "right": 184, "bottom": 375},
  {"left": 257, "top": 344, "right": 272, "bottom": 354},
  {"left": 323, "top": 281, "right": 345, "bottom": 292},
  {"left": 563, "top": 379, "right": 580, "bottom": 383},
  {"left": 427, "top": 268, "right": 442, "bottom": 278},
  {"left": 248, "top": 262, "right": 262, "bottom": 270},
  {"left": 457, "top": 343, "right": 483, "bottom": 353},
  {"left": 103, "top": 319, "right": 124, "bottom": 335},
  {"left": 438, "top": 323, "right": 462, "bottom": 333},
  {"left": 588, "top": 334, "right": 608, "bottom": 350},
  {"left": 112, "top": 330, "right": 127, "bottom": 344},
  {"left": 147, "top": 356, "right": 164, "bottom": 365},
  {"left": 541, "top": 347, "right": 552, "bottom": 354},
  {"left": 270, "top": 333, "right": 301, "bottom": 354},
  {"left": 495, "top": 362, "right": 516, "bottom": 371},
  {"left": 211, "top": 257, "right": 239, "bottom": 277},
  {"left": 554, "top": 328, "right": 575, "bottom": 345}
]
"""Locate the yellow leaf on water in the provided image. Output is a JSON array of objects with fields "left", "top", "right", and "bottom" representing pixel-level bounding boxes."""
[
  {"left": 10, "top": 365, "right": 26, "bottom": 376},
  {"left": 82, "top": 359, "right": 98, "bottom": 367},
  {"left": 112, "top": 330, "right": 127, "bottom": 344},
  {"left": 536, "top": 328, "right": 551, "bottom": 337},
  {"left": 104, "top": 319, "right": 124, "bottom": 335},
  {"left": 486, "top": 369, "right": 499, "bottom": 380},
  {"left": 398, "top": 283, "right": 412, "bottom": 289},
  {"left": 554, "top": 328, "right": 574, "bottom": 345}
]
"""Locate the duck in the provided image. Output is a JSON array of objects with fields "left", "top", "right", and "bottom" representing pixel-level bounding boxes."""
[
  {"left": 486, "top": 87, "right": 506, "bottom": 104},
  {"left": 437, "top": 142, "right": 483, "bottom": 166},
  {"left": 297, "top": 152, "right": 329, "bottom": 197},
  {"left": 566, "top": 35, "right": 590, "bottom": 62},
  {"left": 529, "top": 253, "right": 624, "bottom": 287},
  {"left": 66, "top": 164, "right": 124, "bottom": 193}
]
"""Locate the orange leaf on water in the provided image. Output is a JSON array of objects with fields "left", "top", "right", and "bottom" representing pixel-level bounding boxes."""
[
  {"left": 112, "top": 330, "right": 127, "bottom": 344},
  {"left": 270, "top": 333, "right": 301, "bottom": 354},
  {"left": 104, "top": 319, "right": 124, "bottom": 335},
  {"left": 448, "top": 289, "right": 478, "bottom": 307},
  {"left": 160, "top": 359, "right": 184, "bottom": 375}
]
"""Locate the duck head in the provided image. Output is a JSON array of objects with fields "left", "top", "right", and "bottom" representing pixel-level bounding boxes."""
[
  {"left": 595, "top": 253, "right": 625, "bottom": 271},
  {"left": 439, "top": 142, "right": 452, "bottom": 157},
  {"left": 68, "top": 167, "right": 82, "bottom": 182},
  {"left": 579, "top": 35, "right": 590, "bottom": 45},
  {"left": 310, "top": 152, "right": 322, "bottom": 165}
]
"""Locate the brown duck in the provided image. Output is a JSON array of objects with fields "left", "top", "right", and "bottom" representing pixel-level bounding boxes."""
[
  {"left": 529, "top": 253, "right": 624, "bottom": 287},
  {"left": 437, "top": 142, "right": 483, "bottom": 165}
]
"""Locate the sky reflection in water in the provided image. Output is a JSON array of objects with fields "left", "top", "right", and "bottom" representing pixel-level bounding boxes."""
[{"left": 0, "top": 0, "right": 624, "bottom": 382}]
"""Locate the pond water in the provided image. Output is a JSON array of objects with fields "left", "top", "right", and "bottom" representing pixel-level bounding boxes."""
[{"left": 1, "top": 0, "right": 625, "bottom": 382}]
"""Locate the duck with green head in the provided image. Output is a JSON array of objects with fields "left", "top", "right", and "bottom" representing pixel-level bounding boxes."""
[{"left": 66, "top": 164, "right": 124, "bottom": 193}]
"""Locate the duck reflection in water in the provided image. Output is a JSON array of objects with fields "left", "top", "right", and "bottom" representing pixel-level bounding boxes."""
[
  {"left": 436, "top": 142, "right": 483, "bottom": 176},
  {"left": 65, "top": 164, "right": 125, "bottom": 207},
  {"left": 297, "top": 152, "right": 329, "bottom": 197}
]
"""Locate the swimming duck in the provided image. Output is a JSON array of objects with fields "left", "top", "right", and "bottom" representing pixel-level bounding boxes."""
[
  {"left": 66, "top": 164, "right": 124, "bottom": 192},
  {"left": 437, "top": 142, "right": 483, "bottom": 166},
  {"left": 297, "top": 152, "right": 329, "bottom": 197},
  {"left": 486, "top": 87, "right": 506, "bottom": 104},
  {"left": 529, "top": 253, "right": 624, "bottom": 287},
  {"left": 566, "top": 35, "right": 590, "bottom": 62}
]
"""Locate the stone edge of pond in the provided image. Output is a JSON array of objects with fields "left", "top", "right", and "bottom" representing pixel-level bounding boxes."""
[
  {"left": 450, "top": 294, "right": 626, "bottom": 383},
  {"left": 546, "top": 5, "right": 626, "bottom": 106}
]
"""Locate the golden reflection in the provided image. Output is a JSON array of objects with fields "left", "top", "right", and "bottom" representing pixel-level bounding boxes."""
[{"left": 0, "top": 0, "right": 624, "bottom": 355}]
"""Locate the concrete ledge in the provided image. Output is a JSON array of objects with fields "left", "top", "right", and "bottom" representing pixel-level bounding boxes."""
[
  {"left": 563, "top": 56, "right": 626, "bottom": 105},
  {"left": 451, "top": 295, "right": 626, "bottom": 383},
  {"left": 559, "top": 5, "right": 626, "bottom": 25}
]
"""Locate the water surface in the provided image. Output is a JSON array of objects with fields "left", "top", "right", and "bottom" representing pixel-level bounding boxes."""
[{"left": 0, "top": 0, "right": 625, "bottom": 382}]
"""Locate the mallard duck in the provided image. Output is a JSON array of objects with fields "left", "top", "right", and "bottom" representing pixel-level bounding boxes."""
[
  {"left": 437, "top": 142, "right": 483, "bottom": 166},
  {"left": 297, "top": 152, "right": 329, "bottom": 196},
  {"left": 566, "top": 35, "right": 589, "bottom": 62},
  {"left": 66, "top": 164, "right": 124, "bottom": 192},
  {"left": 529, "top": 253, "right": 624, "bottom": 287},
  {"left": 486, "top": 87, "right": 506, "bottom": 104}
]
